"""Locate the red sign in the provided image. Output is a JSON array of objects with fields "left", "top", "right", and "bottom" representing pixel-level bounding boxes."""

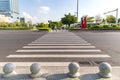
[{"left": 81, "top": 16, "right": 87, "bottom": 29}]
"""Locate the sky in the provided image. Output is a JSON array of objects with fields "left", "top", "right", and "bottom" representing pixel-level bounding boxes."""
[{"left": 19, "top": 0, "right": 120, "bottom": 23}]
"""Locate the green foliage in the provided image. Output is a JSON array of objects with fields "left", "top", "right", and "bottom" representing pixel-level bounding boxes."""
[
  {"left": 102, "top": 19, "right": 106, "bottom": 24},
  {"left": 40, "top": 22, "right": 45, "bottom": 28},
  {"left": 49, "top": 21, "right": 63, "bottom": 30},
  {"left": 69, "top": 26, "right": 76, "bottom": 29},
  {"left": 0, "top": 21, "right": 33, "bottom": 30},
  {"left": 118, "top": 18, "right": 120, "bottom": 23},
  {"left": 87, "top": 16, "right": 94, "bottom": 22},
  {"left": 112, "top": 24, "right": 118, "bottom": 28},
  {"left": 106, "top": 15, "right": 116, "bottom": 23},
  {"left": 36, "top": 22, "right": 45, "bottom": 28},
  {"left": 88, "top": 24, "right": 93, "bottom": 28},
  {"left": 103, "top": 25, "right": 110, "bottom": 28},
  {"left": 45, "top": 24, "right": 49, "bottom": 28},
  {"left": 0, "top": 22, "right": 8, "bottom": 27},
  {"left": 94, "top": 25, "right": 101, "bottom": 28},
  {"left": 38, "top": 28, "right": 52, "bottom": 31},
  {"left": 0, "top": 27, "right": 29, "bottom": 30},
  {"left": 34, "top": 22, "right": 52, "bottom": 31},
  {"left": 88, "top": 23, "right": 120, "bottom": 29},
  {"left": 61, "top": 13, "right": 77, "bottom": 27},
  {"left": 49, "top": 21, "right": 58, "bottom": 29}
]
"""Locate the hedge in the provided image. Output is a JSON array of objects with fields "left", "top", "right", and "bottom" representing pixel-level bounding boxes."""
[{"left": 0, "top": 27, "right": 29, "bottom": 30}]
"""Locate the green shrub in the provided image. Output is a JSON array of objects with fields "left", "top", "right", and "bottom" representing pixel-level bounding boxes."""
[
  {"left": 88, "top": 24, "right": 94, "bottom": 29},
  {"left": 38, "top": 28, "right": 52, "bottom": 31},
  {"left": 99, "top": 26, "right": 104, "bottom": 29},
  {"left": 0, "top": 27, "right": 29, "bottom": 30},
  {"left": 103, "top": 25, "right": 110, "bottom": 28},
  {"left": 112, "top": 24, "right": 118, "bottom": 28},
  {"left": 69, "top": 26, "right": 76, "bottom": 29},
  {"left": 94, "top": 25, "right": 101, "bottom": 28}
]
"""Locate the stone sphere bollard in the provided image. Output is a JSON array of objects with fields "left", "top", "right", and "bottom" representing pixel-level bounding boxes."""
[
  {"left": 68, "top": 62, "right": 80, "bottom": 78},
  {"left": 99, "top": 62, "right": 112, "bottom": 78},
  {"left": 30, "top": 63, "right": 41, "bottom": 78},
  {"left": 3, "top": 63, "right": 16, "bottom": 78}
]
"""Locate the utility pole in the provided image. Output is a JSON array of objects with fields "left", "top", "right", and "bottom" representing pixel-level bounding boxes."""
[{"left": 77, "top": 0, "right": 79, "bottom": 22}]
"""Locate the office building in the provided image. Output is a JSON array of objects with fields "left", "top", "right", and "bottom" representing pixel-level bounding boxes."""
[{"left": 0, "top": 0, "right": 19, "bottom": 22}]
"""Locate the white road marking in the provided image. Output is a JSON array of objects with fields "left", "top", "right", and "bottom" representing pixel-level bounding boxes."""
[
  {"left": 7, "top": 54, "right": 110, "bottom": 58},
  {"left": 16, "top": 49, "right": 101, "bottom": 53},
  {"left": 28, "top": 43, "right": 91, "bottom": 46},
  {"left": 23, "top": 46, "right": 96, "bottom": 48}
]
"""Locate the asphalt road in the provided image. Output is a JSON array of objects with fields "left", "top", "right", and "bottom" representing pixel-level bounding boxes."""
[
  {"left": 73, "top": 30, "right": 120, "bottom": 66},
  {"left": 0, "top": 30, "right": 120, "bottom": 66},
  {"left": 0, "top": 30, "right": 47, "bottom": 61}
]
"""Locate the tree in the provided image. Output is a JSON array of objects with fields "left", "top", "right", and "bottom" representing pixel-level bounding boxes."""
[
  {"left": 45, "top": 24, "right": 49, "bottom": 28},
  {"left": 49, "top": 21, "right": 62, "bottom": 30},
  {"left": 106, "top": 15, "right": 116, "bottom": 23},
  {"left": 57, "top": 21, "right": 63, "bottom": 29},
  {"left": 102, "top": 19, "right": 107, "bottom": 24},
  {"left": 118, "top": 18, "right": 120, "bottom": 23},
  {"left": 95, "top": 14, "right": 102, "bottom": 23},
  {"left": 40, "top": 22, "right": 45, "bottom": 28},
  {"left": 0, "top": 22, "right": 8, "bottom": 27},
  {"left": 61, "top": 13, "right": 77, "bottom": 27},
  {"left": 36, "top": 22, "right": 45, "bottom": 28},
  {"left": 86, "top": 16, "right": 94, "bottom": 22}
]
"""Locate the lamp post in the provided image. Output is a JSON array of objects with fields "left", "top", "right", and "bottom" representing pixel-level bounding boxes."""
[{"left": 77, "top": 0, "right": 79, "bottom": 22}]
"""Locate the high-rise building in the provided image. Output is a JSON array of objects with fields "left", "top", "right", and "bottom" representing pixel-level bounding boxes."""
[{"left": 0, "top": 0, "right": 19, "bottom": 22}]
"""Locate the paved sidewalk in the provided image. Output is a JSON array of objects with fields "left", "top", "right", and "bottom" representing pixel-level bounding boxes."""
[{"left": 0, "top": 66, "right": 119, "bottom": 80}]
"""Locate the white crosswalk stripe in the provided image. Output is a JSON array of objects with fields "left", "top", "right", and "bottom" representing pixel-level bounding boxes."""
[
  {"left": 28, "top": 43, "right": 92, "bottom": 46},
  {"left": 7, "top": 54, "right": 110, "bottom": 58},
  {"left": 16, "top": 49, "right": 101, "bottom": 53},
  {"left": 23, "top": 46, "right": 96, "bottom": 48}
]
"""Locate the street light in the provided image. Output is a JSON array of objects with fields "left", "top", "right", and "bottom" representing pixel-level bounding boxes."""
[
  {"left": 77, "top": 0, "right": 79, "bottom": 22},
  {"left": 104, "top": 8, "right": 119, "bottom": 24}
]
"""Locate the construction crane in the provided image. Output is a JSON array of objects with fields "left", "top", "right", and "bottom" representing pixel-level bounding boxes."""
[{"left": 104, "top": 8, "right": 118, "bottom": 23}]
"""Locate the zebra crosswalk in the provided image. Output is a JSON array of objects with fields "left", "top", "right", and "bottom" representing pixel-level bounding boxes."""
[{"left": 6, "top": 31, "right": 111, "bottom": 66}]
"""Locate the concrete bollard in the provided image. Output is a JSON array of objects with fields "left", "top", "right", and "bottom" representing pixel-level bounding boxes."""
[
  {"left": 98, "top": 62, "right": 112, "bottom": 78},
  {"left": 68, "top": 62, "right": 80, "bottom": 78},
  {"left": 3, "top": 63, "right": 16, "bottom": 78},
  {"left": 30, "top": 63, "right": 41, "bottom": 78}
]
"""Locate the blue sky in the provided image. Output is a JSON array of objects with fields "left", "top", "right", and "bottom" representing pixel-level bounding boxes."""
[{"left": 19, "top": 0, "right": 120, "bottom": 23}]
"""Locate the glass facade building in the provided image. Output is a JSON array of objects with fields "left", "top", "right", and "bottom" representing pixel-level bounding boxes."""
[{"left": 0, "top": 0, "right": 19, "bottom": 22}]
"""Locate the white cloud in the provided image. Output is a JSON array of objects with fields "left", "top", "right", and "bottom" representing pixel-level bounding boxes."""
[
  {"left": 22, "top": 12, "right": 39, "bottom": 24},
  {"left": 22, "top": 12, "right": 32, "bottom": 20},
  {"left": 39, "top": 6, "right": 50, "bottom": 14}
]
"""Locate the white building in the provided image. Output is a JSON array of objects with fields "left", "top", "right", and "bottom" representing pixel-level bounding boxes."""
[{"left": 0, "top": 14, "right": 11, "bottom": 22}]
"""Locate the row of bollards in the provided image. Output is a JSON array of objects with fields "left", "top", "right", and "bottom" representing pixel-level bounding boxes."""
[{"left": 2, "top": 62, "right": 112, "bottom": 78}]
